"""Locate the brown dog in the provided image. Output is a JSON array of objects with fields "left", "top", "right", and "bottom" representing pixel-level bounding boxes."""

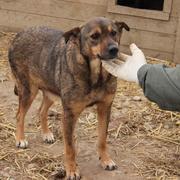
[{"left": 8, "top": 17, "right": 129, "bottom": 179}]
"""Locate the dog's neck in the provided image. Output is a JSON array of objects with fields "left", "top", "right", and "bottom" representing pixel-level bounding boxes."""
[
  {"left": 81, "top": 52, "right": 109, "bottom": 88},
  {"left": 90, "top": 58, "right": 101, "bottom": 86},
  {"left": 89, "top": 58, "right": 109, "bottom": 88}
]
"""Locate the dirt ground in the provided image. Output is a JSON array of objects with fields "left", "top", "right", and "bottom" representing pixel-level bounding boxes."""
[{"left": 0, "top": 32, "right": 179, "bottom": 180}]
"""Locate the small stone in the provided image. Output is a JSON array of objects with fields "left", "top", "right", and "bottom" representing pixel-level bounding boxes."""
[
  {"left": 48, "top": 110, "right": 60, "bottom": 117},
  {"left": 116, "top": 104, "right": 122, "bottom": 109},
  {"left": 176, "top": 120, "right": 180, "bottom": 126},
  {"left": 132, "top": 96, "right": 142, "bottom": 101},
  {"left": 54, "top": 170, "right": 66, "bottom": 180}
]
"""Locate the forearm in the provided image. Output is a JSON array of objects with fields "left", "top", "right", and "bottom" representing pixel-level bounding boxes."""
[{"left": 138, "top": 64, "right": 180, "bottom": 111}]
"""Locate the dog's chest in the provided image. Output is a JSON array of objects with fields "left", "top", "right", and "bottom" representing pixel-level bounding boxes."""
[
  {"left": 84, "top": 80, "right": 117, "bottom": 107},
  {"left": 86, "top": 88, "right": 105, "bottom": 104}
]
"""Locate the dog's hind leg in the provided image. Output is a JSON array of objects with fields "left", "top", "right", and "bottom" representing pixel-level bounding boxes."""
[
  {"left": 39, "top": 91, "right": 54, "bottom": 143},
  {"left": 97, "top": 94, "right": 117, "bottom": 171},
  {"left": 16, "top": 83, "right": 38, "bottom": 148}
]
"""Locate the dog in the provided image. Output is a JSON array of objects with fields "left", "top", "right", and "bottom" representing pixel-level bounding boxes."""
[{"left": 8, "top": 17, "right": 129, "bottom": 179}]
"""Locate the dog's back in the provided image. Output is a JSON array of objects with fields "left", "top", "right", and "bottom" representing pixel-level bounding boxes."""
[{"left": 9, "top": 27, "right": 64, "bottom": 95}]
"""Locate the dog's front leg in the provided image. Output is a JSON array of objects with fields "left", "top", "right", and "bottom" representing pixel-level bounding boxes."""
[
  {"left": 97, "top": 94, "right": 117, "bottom": 171},
  {"left": 62, "top": 105, "right": 83, "bottom": 180}
]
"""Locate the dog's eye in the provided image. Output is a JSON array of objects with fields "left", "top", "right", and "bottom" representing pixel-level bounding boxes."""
[
  {"left": 90, "top": 32, "right": 101, "bottom": 40},
  {"left": 110, "top": 30, "right": 117, "bottom": 37}
]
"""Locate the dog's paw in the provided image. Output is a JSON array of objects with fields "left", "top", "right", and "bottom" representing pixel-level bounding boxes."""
[
  {"left": 43, "top": 132, "right": 55, "bottom": 144},
  {"left": 100, "top": 158, "right": 117, "bottom": 171},
  {"left": 66, "top": 167, "right": 81, "bottom": 180},
  {"left": 16, "top": 139, "right": 28, "bottom": 149},
  {"left": 66, "top": 171, "right": 81, "bottom": 180}
]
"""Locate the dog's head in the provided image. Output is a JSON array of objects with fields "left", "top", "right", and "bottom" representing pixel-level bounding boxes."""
[{"left": 63, "top": 17, "right": 129, "bottom": 60}]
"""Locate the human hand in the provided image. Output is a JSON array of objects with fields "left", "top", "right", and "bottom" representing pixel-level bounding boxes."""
[{"left": 102, "top": 43, "right": 147, "bottom": 83}]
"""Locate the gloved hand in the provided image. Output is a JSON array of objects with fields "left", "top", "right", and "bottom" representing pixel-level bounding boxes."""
[{"left": 102, "top": 43, "right": 147, "bottom": 83}]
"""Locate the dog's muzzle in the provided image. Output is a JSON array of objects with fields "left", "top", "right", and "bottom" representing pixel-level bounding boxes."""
[
  {"left": 99, "top": 44, "right": 119, "bottom": 61},
  {"left": 108, "top": 44, "right": 118, "bottom": 58}
]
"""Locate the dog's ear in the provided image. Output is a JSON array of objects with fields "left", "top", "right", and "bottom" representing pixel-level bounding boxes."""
[
  {"left": 63, "top": 27, "right": 81, "bottom": 43},
  {"left": 115, "top": 21, "right": 130, "bottom": 32}
]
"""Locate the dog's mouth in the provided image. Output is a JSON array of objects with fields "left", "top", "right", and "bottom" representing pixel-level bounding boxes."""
[{"left": 97, "top": 54, "right": 117, "bottom": 61}]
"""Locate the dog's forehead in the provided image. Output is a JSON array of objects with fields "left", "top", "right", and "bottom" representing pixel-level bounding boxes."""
[{"left": 83, "top": 17, "right": 114, "bottom": 33}]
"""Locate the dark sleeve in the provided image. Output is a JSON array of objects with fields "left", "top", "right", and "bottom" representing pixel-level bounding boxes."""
[{"left": 137, "top": 64, "right": 180, "bottom": 111}]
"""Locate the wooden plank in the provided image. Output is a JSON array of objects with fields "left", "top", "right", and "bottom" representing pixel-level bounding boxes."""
[
  {"left": 120, "top": 45, "right": 173, "bottom": 61},
  {"left": 0, "top": 0, "right": 177, "bottom": 35},
  {"left": 0, "top": 0, "right": 107, "bottom": 21},
  {"left": 107, "top": 14, "right": 178, "bottom": 35},
  {"left": 63, "top": 0, "right": 107, "bottom": 5},
  {"left": 0, "top": 9, "right": 83, "bottom": 31},
  {"left": 120, "top": 29, "right": 175, "bottom": 53},
  {"left": 174, "top": 17, "right": 180, "bottom": 63},
  {"left": 171, "top": 0, "right": 180, "bottom": 17},
  {"left": 163, "top": 0, "right": 173, "bottom": 13}
]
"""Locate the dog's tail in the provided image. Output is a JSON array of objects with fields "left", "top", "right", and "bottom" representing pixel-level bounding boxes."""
[{"left": 14, "top": 85, "right": 18, "bottom": 96}]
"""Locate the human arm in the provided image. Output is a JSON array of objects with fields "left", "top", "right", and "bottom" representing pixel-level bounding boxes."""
[
  {"left": 102, "top": 44, "right": 180, "bottom": 111},
  {"left": 138, "top": 64, "right": 180, "bottom": 111}
]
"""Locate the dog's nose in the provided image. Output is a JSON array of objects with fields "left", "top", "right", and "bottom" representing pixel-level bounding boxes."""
[{"left": 108, "top": 45, "right": 118, "bottom": 57}]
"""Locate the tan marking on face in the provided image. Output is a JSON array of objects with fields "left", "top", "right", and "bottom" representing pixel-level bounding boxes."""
[
  {"left": 99, "top": 38, "right": 109, "bottom": 57},
  {"left": 108, "top": 25, "right": 112, "bottom": 32},
  {"left": 91, "top": 44, "right": 101, "bottom": 56},
  {"left": 90, "top": 27, "right": 101, "bottom": 36},
  {"left": 76, "top": 53, "right": 85, "bottom": 65}
]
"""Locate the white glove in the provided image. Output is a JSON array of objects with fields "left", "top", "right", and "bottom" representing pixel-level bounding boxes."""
[{"left": 102, "top": 43, "right": 147, "bottom": 83}]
